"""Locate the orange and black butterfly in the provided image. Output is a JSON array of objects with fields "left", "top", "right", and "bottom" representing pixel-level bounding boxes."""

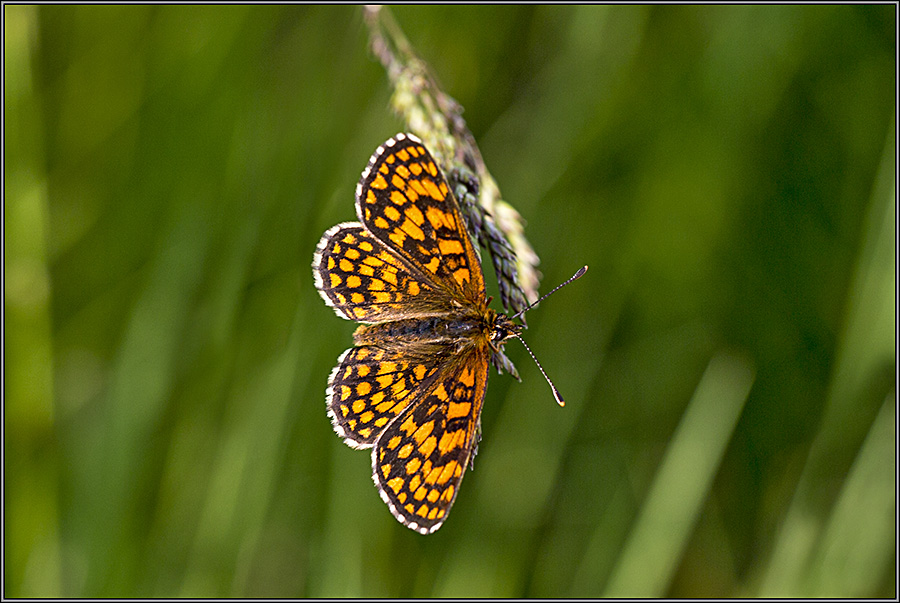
[{"left": 312, "top": 133, "right": 583, "bottom": 533}]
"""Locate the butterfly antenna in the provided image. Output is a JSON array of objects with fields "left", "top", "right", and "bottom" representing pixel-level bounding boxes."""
[
  {"left": 512, "top": 265, "right": 588, "bottom": 320},
  {"left": 509, "top": 265, "right": 588, "bottom": 407},
  {"left": 512, "top": 333, "right": 567, "bottom": 407}
]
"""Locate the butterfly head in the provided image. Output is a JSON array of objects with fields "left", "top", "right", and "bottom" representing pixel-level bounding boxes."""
[{"left": 489, "top": 312, "right": 524, "bottom": 346}]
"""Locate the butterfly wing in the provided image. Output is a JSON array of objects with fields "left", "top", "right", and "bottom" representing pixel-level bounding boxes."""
[
  {"left": 355, "top": 133, "right": 485, "bottom": 305},
  {"left": 371, "top": 344, "right": 489, "bottom": 534},
  {"left": 326, "top": 343, "right": 443, "bottom": 448},
  {"left": 313, "top": 223, "right": 455, "bottom": 323}
]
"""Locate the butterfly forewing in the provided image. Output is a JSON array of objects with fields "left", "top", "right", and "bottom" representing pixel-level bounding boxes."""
[
  {"left": 313, "top": 223, "right": 453, "bottom": 323},
  {"left": 355, "top": 133, "right": 485, "bottom": 304}
]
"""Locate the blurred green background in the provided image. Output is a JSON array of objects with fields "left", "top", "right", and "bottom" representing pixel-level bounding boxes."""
[{"left": 5, "top": 5, "right": 895, "bottom": 598}]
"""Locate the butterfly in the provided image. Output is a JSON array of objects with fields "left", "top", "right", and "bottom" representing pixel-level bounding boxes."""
[{"left": 312, "top": 133, "right": 583, "bottom": 533}]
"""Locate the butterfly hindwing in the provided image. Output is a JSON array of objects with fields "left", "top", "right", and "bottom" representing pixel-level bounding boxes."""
[
  {"left": 326, "top": 344, "right": 442, "bottom": 448},
  {"left": 371, "top": 346, "right": 489, "bottom": 534}
]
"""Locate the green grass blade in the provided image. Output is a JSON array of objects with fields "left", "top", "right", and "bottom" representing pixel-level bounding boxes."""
[
  {"left": 603, "top": 352, "right": 755, "bottom": 597},
  {"left": 756, "top": 117, "right": 896, "bottom": 598}
]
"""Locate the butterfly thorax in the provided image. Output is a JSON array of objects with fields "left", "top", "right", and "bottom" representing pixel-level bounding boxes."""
[{"left": 353, "top": 307, "right": 522, "bottom": 355}]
